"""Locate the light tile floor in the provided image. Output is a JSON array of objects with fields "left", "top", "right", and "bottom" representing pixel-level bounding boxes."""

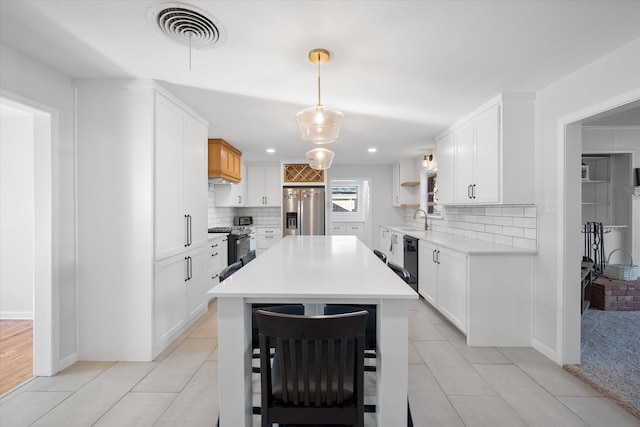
[{"left": 1, "top": 299, "right": 638, "bottom": 426}]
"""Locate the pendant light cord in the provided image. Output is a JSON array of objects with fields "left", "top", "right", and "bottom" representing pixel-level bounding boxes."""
[{"left": 317, "top": 51, "right": 322, "bottom": 107}]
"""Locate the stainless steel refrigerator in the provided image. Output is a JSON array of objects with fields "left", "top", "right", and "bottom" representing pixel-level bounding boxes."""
[{"left": 283, "top": 187, "right": 325, "bottom": 236}]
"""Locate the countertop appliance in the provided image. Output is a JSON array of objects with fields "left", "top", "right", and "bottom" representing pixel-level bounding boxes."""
[
  {"left": 403, "top": 235, "right": 419, "bottom": 293},
  {"left": 208, "top": 226, "right": 252, "bottom": 265},
  {"left": 234, "top": 216, "right": 253, "bottom": 226},
  {"left": 283, "top": 187, "right": 325, "bottom": 236}
]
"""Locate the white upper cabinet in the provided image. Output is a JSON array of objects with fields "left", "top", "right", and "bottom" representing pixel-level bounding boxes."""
[
  {"left": 436, "top": 94, "right": 535, "bottom": 205},
  {"left": 392, "top": 159, "right": 419, "bottom": 207},
  {"left": 155, "top": 93, "right": 208, "bottom": 259},
  {"left": 247, "top": 165, "right": 281, "bottom": 207},
  {"left": 215, "top": 162, "right": 247, "bottom": 207}
]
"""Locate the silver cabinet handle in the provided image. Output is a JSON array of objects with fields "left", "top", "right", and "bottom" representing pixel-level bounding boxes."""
[
  {"left": 211, "top": 243, "right": 218, "bottom": 248},
  {"left": 238, "top": 195, "right": 242, "bottom": 204},
  {"left": 184, "top": 257, "right": 189, "bottom": 281},
  {"left": 184, "top": 215, "right": 189, "bottom": 247},
  {"left": 472, "top": 184, "right": 476, "bottom": 199},
  {"left": 432, "top": 249, "right": 437, "bottom": 263},
  {"left": 211, "top": 252, "right": 218, "bottom": 257},
  {"left": 211, "top": 273, "right": 219, "bottom": 280},
  {"left": 436, "top": 250, "right": 441, "bottom": 264},
  {"left": 467, "top": 185, "right": 472, "bottom": 199}
]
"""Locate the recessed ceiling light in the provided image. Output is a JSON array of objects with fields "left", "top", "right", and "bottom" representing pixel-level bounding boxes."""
[
  {"left": 266, "top": 148, "right": 276, "bottom": 153},
  {"left": 368, "top": 148, "right": 377, "bottom": 153}
]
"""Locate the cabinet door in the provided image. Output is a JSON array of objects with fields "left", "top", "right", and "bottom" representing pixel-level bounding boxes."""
[
  {"left": 246, "top": 165, "right": 264, "bottom": 206},
  {"left": 379, "top": 227, "right": 390, "bottom": 258},
  {"left": 331, "top": 223, "right": 346, "bottom": 235},
  {"left": 389, "top": 232, "right": 404, "bottom": 266},
  {"left": 155, "top": 255, "right": 188, "bottom": 349},
  {"left": 473, "top": 105, "right": 500, "bottom": 203},
  {"left": 418, "top": 240, "right": 438, "bottom": 306},
  {"left": 437, "top": 247, "right": 467, "bottom": 333},
  {"left": 436, "top": 133, "right": 455, "bottom": 205},
  {"left": 186, "top": 250, "right": 208, "bottom": 319},
  {"left": 155, "top": 95, "right": 186, "bottom": 260},
  {"left": 392, "top": 163, "right": 400, "bottom": 206},
  {"left": 263, "top": 165, "right": 281, "bottom": 206},
  {"left": 184, "top": 115, "right": 208, "bottom": 249},
  {"left": 454, "top": 121, "right": 474, "bottom": 204},
  {"left": 345, "top": 223, "right": 365, "bottom": 242},
  {"left": 232, "top": 162, "right": 247, "bottom": 206}
]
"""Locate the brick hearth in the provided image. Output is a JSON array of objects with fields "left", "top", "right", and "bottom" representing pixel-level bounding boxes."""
[{"left": 591, "top": 276, "right": 640, "bottom": 311}]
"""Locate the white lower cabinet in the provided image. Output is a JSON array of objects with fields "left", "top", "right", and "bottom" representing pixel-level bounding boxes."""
[
  {"left": 418, "top": 241, "right": 467, "bottom": 333},
  {"left": 155, "top": 246, "right": 208, "bottom": 354},
  {"left": 418, "top": 239, "right": 534, "bottom": 346},
  {"left": 207, "top": 234, "right": 228, "bottom": 287},
  {"left": 379, "top": 226, "right": 392, "bottom": 260},
  {"left": 435, "top": 248, "right": 467, "bottom": 333},
  {"left": 332, "top": 222, "right": 365, "bottom": 242},
  {"left": 257, "top": 227, "right": 281, "bottom": 256},
  {"left": 389, "top": 232, "right": 404, "bottom": 266},
  {"left": 417, "top": 240, "right": 438, "bottom": 306}
]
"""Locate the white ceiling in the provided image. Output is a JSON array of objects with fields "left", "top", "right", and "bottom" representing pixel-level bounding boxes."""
[{"left": 1, "top": 1, "right": 639, "bottom": 164}]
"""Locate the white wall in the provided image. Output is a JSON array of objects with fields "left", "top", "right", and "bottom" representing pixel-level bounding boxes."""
[
  {"left": 533, "top": 38, "right": 640, "bottom": 363},
  {"left": 327, "top": 164, "right": 404, "bottom": 250},
  {"left": 0, "top": 113, "right": 35, "bottom": 318},
  {"left": 0, "top": 42, "right": 77, "bottom": 370}
]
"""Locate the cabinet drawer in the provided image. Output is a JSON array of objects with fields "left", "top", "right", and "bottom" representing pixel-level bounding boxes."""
[{"left": 258, "top": 234, "right": 280, "bottom": 249}]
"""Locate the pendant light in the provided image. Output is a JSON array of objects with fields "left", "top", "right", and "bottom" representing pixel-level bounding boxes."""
[
  {"left": 295, "top": 49, "right": 344, "bottom": 145},
  {"left": 305, "top": 147, "right": 335, "bottom": 170}
]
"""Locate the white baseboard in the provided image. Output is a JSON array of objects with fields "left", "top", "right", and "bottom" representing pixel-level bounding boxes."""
[
  {"left": 533, "top": 338, "right": 559, "bottom": 364},
  {"left": 0, "top": 311, "right": 33, "bottom": 319},
  {"left": 57, "top": 352, "right": 77, "bottom": 373}
]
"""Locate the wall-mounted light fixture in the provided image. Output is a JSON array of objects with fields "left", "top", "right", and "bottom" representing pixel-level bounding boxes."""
[{"left": 422, "top": 154, "right": 434, "bottom": 167}]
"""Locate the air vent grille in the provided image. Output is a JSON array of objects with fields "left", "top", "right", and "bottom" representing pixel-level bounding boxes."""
[{"left": 148, "top": 2, "right": 225, "bottom": 48}]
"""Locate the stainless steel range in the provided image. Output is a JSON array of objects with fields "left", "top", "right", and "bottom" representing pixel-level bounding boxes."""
[{"left": 208, "top": 226, "right": 252, "bottom": 265}]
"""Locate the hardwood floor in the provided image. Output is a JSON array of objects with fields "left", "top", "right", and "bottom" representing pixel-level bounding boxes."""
[{"left": 0, "top": 320, "right": 33, "bottom": 395}]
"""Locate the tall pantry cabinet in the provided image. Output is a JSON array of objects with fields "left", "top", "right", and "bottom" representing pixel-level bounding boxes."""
[{"left": 76, "top": 80, "right": 209, "bottom": 361}]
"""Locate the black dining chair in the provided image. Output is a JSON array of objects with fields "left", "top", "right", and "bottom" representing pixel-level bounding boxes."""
[
  {"left": 373, "top": 249, "right": 387, "bottom": 263},
  {"left": 255, "top": 309, "right": 368, "bottom": 427},
  {"left": 388, "top": 261, "right": 411, "bottom": 284},
  {"left": 218, "top": 261, "right": 242, "bottom": 282},
  {"left": 240, "top": 249, "right": 256, "bottom": 266}
]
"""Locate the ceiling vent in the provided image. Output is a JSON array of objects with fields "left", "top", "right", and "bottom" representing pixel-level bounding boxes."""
[{"left": 147, "top": 2, "right": 225, "bottom": 48}]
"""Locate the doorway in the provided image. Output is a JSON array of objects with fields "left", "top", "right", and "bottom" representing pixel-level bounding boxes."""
[
  {"left": 0, "top": 95, "right": 54, "bottom": 390},
  {"left": 560, "top": 93, "right": 640, "bottom": 364}
]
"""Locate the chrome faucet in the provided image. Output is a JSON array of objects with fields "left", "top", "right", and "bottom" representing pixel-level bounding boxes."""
[{"left": 413, "top": 209, "right": 429, "bottom": 231}]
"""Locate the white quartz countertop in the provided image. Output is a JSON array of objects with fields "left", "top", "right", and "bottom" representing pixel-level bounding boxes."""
[
  {"left": 383, "top": 226, "right": 537, "bottom": 255},
  {"left": 208, "top": 235, "right": 418, "bottom": 300}
]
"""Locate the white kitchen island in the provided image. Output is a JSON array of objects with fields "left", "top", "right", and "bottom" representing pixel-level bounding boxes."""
[{"left": 207, "top": 235, "right": 418, "bottom": 426}]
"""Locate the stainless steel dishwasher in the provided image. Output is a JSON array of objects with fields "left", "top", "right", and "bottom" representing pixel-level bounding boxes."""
[{"left": 403, "top": 235, "right": 419, "bottom": 293}]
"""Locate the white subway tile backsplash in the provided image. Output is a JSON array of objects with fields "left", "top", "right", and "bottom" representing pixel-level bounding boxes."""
[
  {"left": 494, "top": 235, "right": 513, "bottom": 246},
  {"left": 524, "top": 206, "right": 537, "bottom": 218},
  {"left": 502, "top": 207, "right": 524, "bottom": 217},
  {"left": 485, "top": 224, "right": 503, "bottom": 234},
  {"left": 469, "top": 223, "right": 485, "bottom": 232},
  {"left": 494, "top": 216, "right": 513, "bottom": 226},
  {"left": 477, "top": 216, "right": 494, "bottom": 224},
  {"left": 502, "top": 226, "right": 524, "bottom": 238},
  {"left": 477, "top": 232, "right": 493, "bottom": 242},
  {"left": 513, "top": 237, "right": 537, "bottom": 250},
  {"left": 403, "top": 203, "right": 538, "bottom": 249},
  {"left": 485, "top": 207, "right": 503, "bottom": 216}
]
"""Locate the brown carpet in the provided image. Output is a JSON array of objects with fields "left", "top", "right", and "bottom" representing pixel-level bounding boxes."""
[{"left": 564, "top": 307, "right": 640, "bottom": 419}]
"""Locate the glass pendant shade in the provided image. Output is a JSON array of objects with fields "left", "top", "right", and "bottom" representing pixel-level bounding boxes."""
[
  {"left": 305, "top": 147, "right": 335, "bottom": 170},
  {"left": 296, "top": 105, "right": 344, "bottom": 144}
]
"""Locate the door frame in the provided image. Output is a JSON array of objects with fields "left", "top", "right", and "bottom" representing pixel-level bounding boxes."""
[
  {"left": 1, "top": 90, "right": 57, "bottom": 376},
  {"left": 557, "top": 88, "right": 640, "bottom": 364}
]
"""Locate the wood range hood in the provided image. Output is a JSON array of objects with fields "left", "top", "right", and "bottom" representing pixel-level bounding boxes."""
[{"left": 208, "top": 138, "right": 242, "bottom": 184}]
